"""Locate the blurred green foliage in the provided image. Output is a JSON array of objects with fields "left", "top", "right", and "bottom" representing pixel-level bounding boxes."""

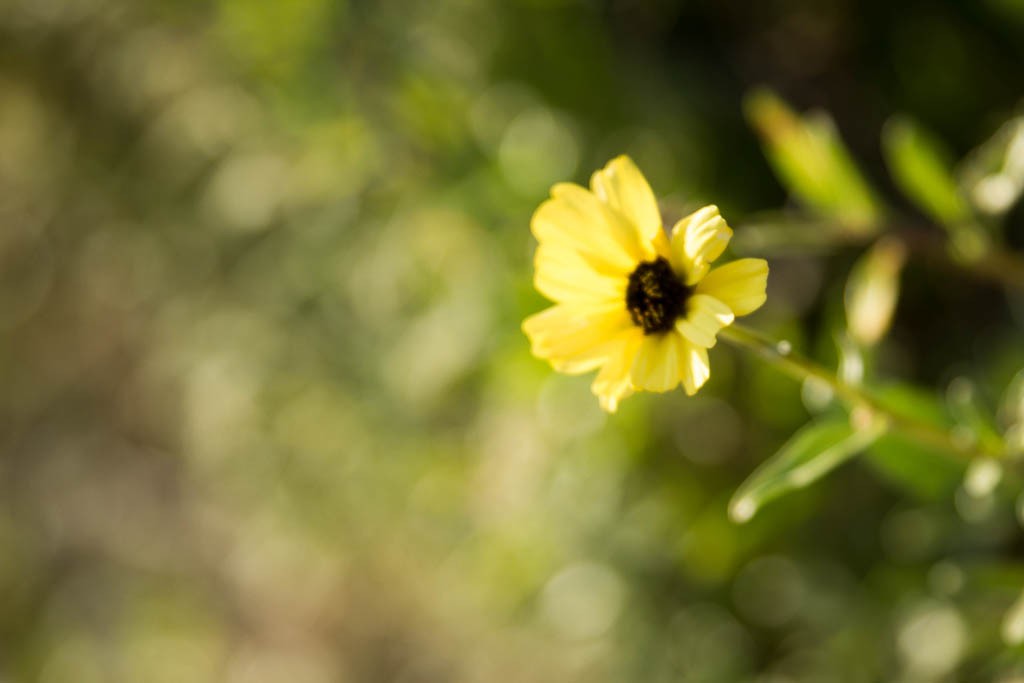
[
  {"left": 745, "top": 89, "right": 884, "bottom": 232},
  {"left": 729, "top": 415, "right": 886, "bottom": 524},
  {"left": 1, "top": 0, "right": 1024, "bottom": 682},
  {"left": 882, "top": 117, "right": 970, "bottom": 229}
]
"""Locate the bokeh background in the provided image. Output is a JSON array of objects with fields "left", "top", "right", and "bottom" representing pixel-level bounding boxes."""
[{"left": 2, "top": 0, "right": 1024, "bottom": 681}]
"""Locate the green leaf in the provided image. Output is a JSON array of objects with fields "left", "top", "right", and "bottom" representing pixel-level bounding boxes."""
[
  {"left": 844, "top": 236, "right": 906, "bottom": 347},
  {"left": 882, "top": 116, "right": 971, "bottom": 227},
  {"left": 1003, "top": 588, "right": 1024, "bottom": 646},
  {"left": 729, "top": 416, "right": 886, "bottom": 523},
  {"left": 745, "top": 89, "right": 884, "bottom": 233},
  {"left": 864, "top": 385, "right": 966, "bottom": 500},
  {"left": 959, "top": 116, "right": 1024, "bottom": 216},
  {"left": 999, "top": 368, "right": 1024, "bottom": 430}
]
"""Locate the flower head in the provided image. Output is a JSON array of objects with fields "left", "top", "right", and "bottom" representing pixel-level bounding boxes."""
[{"left": 523, "top": 155, "right": 769, "bottom": 412}]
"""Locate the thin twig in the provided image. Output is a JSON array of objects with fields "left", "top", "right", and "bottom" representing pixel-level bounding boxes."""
[{"left": 718, "top": 323, "right": 1008, "bottom": 462}]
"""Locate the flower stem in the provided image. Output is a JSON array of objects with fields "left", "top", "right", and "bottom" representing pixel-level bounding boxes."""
[{"left": 718, "top": 323, "right": 1006, "bottom": 462}]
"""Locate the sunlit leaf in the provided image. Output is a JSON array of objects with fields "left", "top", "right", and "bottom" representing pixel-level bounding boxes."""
[
  {"left": 844, "top": 237, "right": 905, "bottom": 347},
  {"left": 999, "top": 368, "right": 1024, "bottom": 430},
  {"left": 962, "top": 458, "right": 1002, "bottom": 499},
  {"left": 882, "top": 116, "right": 971, "bottom": 226},
  {"left": 745, "top": 89, "right": 884, "bottom": 233},
  {"left": 1003, "top": 589, "right": 1024, "bottom": 646},
  {"left": 960, "top": 116, "right": 1024, "bottom": 215},
  {"left": 730, "top": 416, "right": 886, "bottom": 524},
  {"left": 836, "top": 332, "right": 865, "bottom": 386}
]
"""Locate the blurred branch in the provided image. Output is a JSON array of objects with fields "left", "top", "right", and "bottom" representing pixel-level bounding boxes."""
[
  {"left": 733, "top": 215, "right": 1024, "bottom": 288},
  {"left": 719, "top": 324, "right": 1009, "bottom": 463},
  {"left": 895, "top": 221, "right": 1024, "bottom": 288}
]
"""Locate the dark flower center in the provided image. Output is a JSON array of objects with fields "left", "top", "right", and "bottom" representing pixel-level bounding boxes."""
[{"left": 626, "top": 257, "right": 692, "bottom": 335}]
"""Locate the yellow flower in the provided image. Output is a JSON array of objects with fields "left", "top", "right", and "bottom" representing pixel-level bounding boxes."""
[{"left": 523, "top": 155, "right": 769, "bottom": 412}]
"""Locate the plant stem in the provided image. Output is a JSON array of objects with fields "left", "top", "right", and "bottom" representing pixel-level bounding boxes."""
[{"left": 718, "top": 324, "right": 1006, "bottom": 462}]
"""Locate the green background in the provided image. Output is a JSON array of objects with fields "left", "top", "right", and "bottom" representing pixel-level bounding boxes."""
[{"left": 1, "top": 0, "right": 1023, "bottom": 680}]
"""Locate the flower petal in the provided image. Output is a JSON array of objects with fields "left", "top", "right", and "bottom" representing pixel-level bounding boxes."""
[
  {"left": 534, "top": 244, "right": 625, "bottom": 305},
  {"left": 669, "top": 205, "right": 733, "bottom": 285},
  {"left": 531, "top": 183, "right": 644, "bottom": 275},
  {"left": 677, "top": 339, "right": 710, "bottom": 396},
  {"left": 592, "top": 329, "right": 643, "bottom": 412},
  {"left": 674, "top": 294, "right": 734, "bottom": 348},
  {"left": 695, "top": 258, "right": 769, "bottom": 316},
  {"left": 523, "top": 303, "right": 633, "bottom": 374},
  {"left": 552, "top": 183, "right": 648, "bottom": 261},
  {"left": 590, "top": 155, "right": 662, "bottom": 244},
  {"left": 631, "top": 333, "right": 681, "bottom": 393}
]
